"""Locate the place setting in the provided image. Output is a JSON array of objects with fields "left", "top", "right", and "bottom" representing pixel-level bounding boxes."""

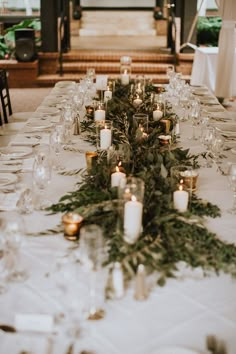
[{"left": 0, "top": 146, "right": 33, "bottom": 160}]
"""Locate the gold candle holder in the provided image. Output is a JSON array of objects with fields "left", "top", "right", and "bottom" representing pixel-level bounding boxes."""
[
  {"left": 62, "top": 212, "right": 83, "bottom": 241},
  {"left": 85, "top": 151, "right": 98, "bottom": 173},
  {"left": 180, "top": 170, "right": 199, "bottom": 192},
  {"left": 86, "top": 105, "right": 94, "bottom": 116},
  {"left": 160, "top": 119, "right": 171, "bottom": 134}
]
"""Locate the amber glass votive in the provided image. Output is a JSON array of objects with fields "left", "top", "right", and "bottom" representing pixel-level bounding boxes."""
[
  {"left": 62, "top": 212, "right": 83, "bottom": 241},
  {"left": 85, "top": 151, "right": 98, "bottom": 173}
]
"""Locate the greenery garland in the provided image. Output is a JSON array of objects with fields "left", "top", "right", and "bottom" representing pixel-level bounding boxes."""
[{"left": 49, "top": 80, "right": 236, "bottom": 285}]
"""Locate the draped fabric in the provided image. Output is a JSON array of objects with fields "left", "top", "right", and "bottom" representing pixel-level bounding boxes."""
[{"left": 215, "top": 0, "right": 236, "bottom": 98}]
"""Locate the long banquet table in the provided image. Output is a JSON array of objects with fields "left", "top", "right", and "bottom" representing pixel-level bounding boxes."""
[{"left": 0, "top": 83, "right": 236, "bottom": 354}]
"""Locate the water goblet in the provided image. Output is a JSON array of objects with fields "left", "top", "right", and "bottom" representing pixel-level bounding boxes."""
[
  {"left": 227, "top": 163, "right": 236, "bottom": 214},
  {"left": 210, "top": 133, "right": 225, "bottom": 164},
  {"left": 32, "top": 148, "right": 52, "bottom": 210},
  {"left": 201, "top": 126, "right": 215, "bottom": 167},
  {"left": 189, "top": 99, "right": 201, "bottom": 140},
  {"left": 79, "top": 224, "right": 106, "bottom": 320},
  {"left": 1, "top": 212, "right": 28, "bottom": 282},
  {"left": 0, "top": 233, "right": 9, "bottom": 293},
  {"left": 50, "top": 125, "right": 64, "bottom": 170}
]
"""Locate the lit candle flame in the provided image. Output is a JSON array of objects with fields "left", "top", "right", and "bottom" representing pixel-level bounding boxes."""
[
  {"left": 179, "top": 179, "right": 184, "bottom": 191},
  {"left": 131, "top": 195, "right": 137, "bottom": 202},
  {"left": 115, "top": 166, "right": 119, "bottom": 172}
]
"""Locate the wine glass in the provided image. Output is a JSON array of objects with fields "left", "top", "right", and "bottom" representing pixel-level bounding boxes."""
[
  {"left": 0, "top": 234, "right": 9, "bottom": 293},
  {"left": 1, "top": 212, "right": 28, "bottom": 282},
  {"left": 50, "top": 125, "right": 64, "bottom": 170},
  {"left": 79, "top": 224, "right": 106, "bottom": 320},
  {"left": 227, "top": 163, "right": 236, "bottom": 214},
  {"left": 210, "top": 133, "right": 225, "bottom": 164},
  {"left": 32, "top": 148, "right": 52, "bottom": 210},
  {"left": 189, "top": 99, "right": 201, "bottom": 140},
  {"left": 201, "top": 126, "right": 215, "bottom": 167}
]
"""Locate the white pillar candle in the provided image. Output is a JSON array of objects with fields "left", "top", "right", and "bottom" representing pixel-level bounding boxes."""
[
  {"left": 96, "top": 75, "right": 108, "bottom": 90},
  {"left": 100, "top": 127, "right": 112, "bottom": 149},
  {"left": 94, "top": 109, "right": 106, "bottom": 121},
  {"left": 173, "top": 185, "right": 189, "bottom": 212},
  {"left": 111, "top": 166, "right": 126, "bottom": 187},
  {"left": 124, "top": 196, "right": 143, "bottom": 243},
  {"left": 153, "top": 109, "right": 163, "bottom": 121},
  {"left": 121, "top": 73, "right": 130, "bottom": 85},
  {"left": 104, "top": 89, "right": 112, "bottom": 102}
]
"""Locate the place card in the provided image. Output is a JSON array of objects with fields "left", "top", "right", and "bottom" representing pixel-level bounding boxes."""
[{"left": 14, "top": 313, "right": 54, "bottom": 333}]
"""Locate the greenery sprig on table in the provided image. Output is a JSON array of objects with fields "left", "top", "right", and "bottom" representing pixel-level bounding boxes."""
[{"left": 49, "top": 80, "right": 236, "bottom": 285}]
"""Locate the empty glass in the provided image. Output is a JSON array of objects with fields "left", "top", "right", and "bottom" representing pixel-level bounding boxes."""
[
  {"left": 189, "top": 99, "right": 201, "bottom": 140},
  {"left": 79, "top": 225, "right": 106, "bottom": 320},
  {"left": 1, "top": 212, "right": 28, "bottom": 282},
  {"left": 33, "top": 146, "right": 52, "bottom": 210},
  {"left": 50, "top": 125, "right": 64, "bottom": 170},
  {"left": 201, "top": 126, "right": 215, "bottom": 167},
  {"left": 227, "top": 163, "right": 236, "bottom": 214}
]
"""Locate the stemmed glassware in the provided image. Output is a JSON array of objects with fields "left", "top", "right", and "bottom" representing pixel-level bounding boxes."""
[
  {"left": 227, "top": 163, "right": 236, "bottom": 214},
  {"left": 201, "top": 126, "right": 215, "bottom": 167},
  {"left": 79, "top": 224, "right": 106, "bottom": 320},
  {"left": 210, "top": 133, "right": 225, "bottom": 164},
  {"left": 32, "top": 146, "right": 52, "bottom": 210},
  {"left": 50, "top": 125, "right": 64, "bottom": 170},
  {"left": 189, "top": 99, "right": 201, "bottom": 140},
  {"left": 0, "top": 233, "right": 9, "bottom": 293},
  {"left": 1, "top": 212, "right": 28, "bottom": 282}
]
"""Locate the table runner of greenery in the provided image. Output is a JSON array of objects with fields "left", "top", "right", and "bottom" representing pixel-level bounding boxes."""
[{"left": 49, "top": 81, "right": 236, "bottom": 285}]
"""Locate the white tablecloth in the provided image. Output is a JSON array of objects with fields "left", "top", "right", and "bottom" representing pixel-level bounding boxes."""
[
  {"left": 1, "top": 87, "right": 236, "bottom": 354},
  {"left": 190, "top": 47, "right": 236, "bottom": 96}
]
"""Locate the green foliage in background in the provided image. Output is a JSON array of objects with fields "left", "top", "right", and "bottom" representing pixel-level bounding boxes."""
[{"left": 197, "top": 16, "right": 222, "bottom": 47}]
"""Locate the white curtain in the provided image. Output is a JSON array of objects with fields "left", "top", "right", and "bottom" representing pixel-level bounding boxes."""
[{"left": 215, "top": 0, "right": 236, "bottom": 98}]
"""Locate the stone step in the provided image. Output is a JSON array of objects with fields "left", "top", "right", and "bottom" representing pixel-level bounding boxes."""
[
  {"left": 79, "top": 10, "right": 156, "bottom": 36},
  {"left": 63, "top": 51, "right": 174, "bottom": 63},
  {"left": 59, "top": 61, "right": 172, "bottom": 74},
  {"left": 79, "top": 29, "right": 156, "bottom": 36}
]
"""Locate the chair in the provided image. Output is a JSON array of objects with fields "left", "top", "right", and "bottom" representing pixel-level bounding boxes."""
[
  {"left": 0, "top": 69, "right": 12, "bottom": 124},
  {"left": 0, "top": 69, "right": 32, "bottom": 134}
]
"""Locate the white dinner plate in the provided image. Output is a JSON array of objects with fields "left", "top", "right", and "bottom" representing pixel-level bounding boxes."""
[
  {"left": 0, "top": 146, "right": 32, "bottom": 160},
  {"left": 26, "top": 121, "right": 53, "bottom": 130},
  {"left": 205, "top": 106, "right": 225, "bottom": 112},
  {"left": 55, "top": 80, "right": 75, "bottom": 88},
  {"left": 192, "top": 88, "right": 209, "bottom": 96},
  {"left": 153, "top": 346, "right": 200, "bottom": 354},
  {"left": 0, "top": 173, "right": 17, "bottom": 187},
  {"left": 231, "top": 148, "right": 236, "bottom": 154},
  {"left": 36, "top": 106, "right": 61, "bottom": 115},
  {"left": 215, "top": 123, "right": 236, "bottom": 136}
]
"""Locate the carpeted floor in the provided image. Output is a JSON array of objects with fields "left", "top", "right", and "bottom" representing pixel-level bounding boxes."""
[{"left": 9, "top": 87, "right": 52, "bottom": 113}]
